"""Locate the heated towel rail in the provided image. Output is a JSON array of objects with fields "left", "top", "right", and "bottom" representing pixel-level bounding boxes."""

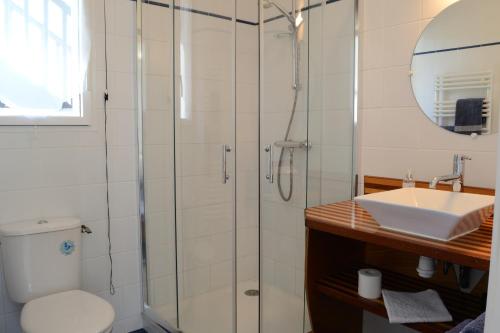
[{"left": 434, "top": 71, "right": 493, "bottom": 134}]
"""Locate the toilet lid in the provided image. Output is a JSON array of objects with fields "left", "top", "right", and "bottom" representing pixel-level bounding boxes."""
[{"left": 21, "top": 290, "right": 115, "bottom": 333}]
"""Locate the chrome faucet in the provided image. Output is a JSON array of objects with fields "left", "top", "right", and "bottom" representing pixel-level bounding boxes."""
[{"left": 429, "top": 154, "right": 471, "bottom": 192}]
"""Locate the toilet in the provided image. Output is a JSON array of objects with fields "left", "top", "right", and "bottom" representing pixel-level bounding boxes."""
[{"left": 0, "top": 218, "right": 115, "bottom": 333}]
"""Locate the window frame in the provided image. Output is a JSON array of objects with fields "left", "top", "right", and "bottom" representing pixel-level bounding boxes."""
[{"left": 0, "top": 0, "right": 91, "bottom": 126}]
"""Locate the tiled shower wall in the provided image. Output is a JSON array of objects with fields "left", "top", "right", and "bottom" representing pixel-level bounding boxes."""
[
  {"left": 0, "top": 0, "right": 142, "bottom": 332},
  {"left": 358, "top": 0, "right": 497, "bottom": 190}
]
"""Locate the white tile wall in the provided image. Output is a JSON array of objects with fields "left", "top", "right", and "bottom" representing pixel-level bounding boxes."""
[
  {"left": 358, "top": 0, "right": 497, "bottom": 190},
  {"left": 0, "top": 0, "right": 142, "bottom": 332}
]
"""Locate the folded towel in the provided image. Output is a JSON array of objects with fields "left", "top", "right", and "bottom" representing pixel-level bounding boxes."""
[
  {"left": 445, "top": 319, "right": 472, "bottom": 333},
  {"left": 382, "top": 289, "right": 453, "bottom": 324},
  {"left": 461, "top": 313, "right": 485, "bottom": 333},
  {"left": 454, "top": 98, "right": 484, "bottom": 135}
]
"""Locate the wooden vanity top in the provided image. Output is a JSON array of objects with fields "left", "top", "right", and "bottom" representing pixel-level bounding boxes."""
[{"left": 305, "top": 201, "right": 493, "bottom": 270}]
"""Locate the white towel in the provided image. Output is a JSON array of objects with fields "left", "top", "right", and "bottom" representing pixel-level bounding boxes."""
[{"left": 382, "top": 289, "right": 453, "bottom": 324}]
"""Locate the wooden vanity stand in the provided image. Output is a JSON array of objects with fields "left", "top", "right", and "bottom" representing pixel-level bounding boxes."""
[{"left": 305, "top": 176, "right": 495, "bottom": 333}]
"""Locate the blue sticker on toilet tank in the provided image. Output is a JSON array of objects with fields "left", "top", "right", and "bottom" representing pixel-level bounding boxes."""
[{"left": 60, "top": 240, "right": 75, "bottom": 255}]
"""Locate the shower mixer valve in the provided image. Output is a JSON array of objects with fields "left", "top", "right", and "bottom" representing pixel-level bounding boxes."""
[{"left": 274, "top": 140, "right": 311, "bottom": 150}]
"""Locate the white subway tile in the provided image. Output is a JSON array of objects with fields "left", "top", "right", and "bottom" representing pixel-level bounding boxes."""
[
  {"left": 110, "top": 216, "right": 140, "bottom": 254},
  {"left": 381, "top": 66, "right": 417, "bottom": 108},
  {"left": 422, "top": 0, "right": 460, "bottom": 19},
  {"left": 83, "top": 256, "right": 110, "bottom": 293},
  {"left": 82, "top": 220, "right": 107, "bottom": 259},
  {"left": 109, "top": 181, "right": 139, "bottom": 219},
  {"left": 382, "top": 0, "right": 422, "bottom": 27}
]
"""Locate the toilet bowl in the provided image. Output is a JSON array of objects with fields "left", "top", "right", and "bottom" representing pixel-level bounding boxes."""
[
  {"left": 21, "top": 290, "right": 115, "bottom": 333},
  {"left": 0, "top": 218, "right": 115, "bottom": 332}
]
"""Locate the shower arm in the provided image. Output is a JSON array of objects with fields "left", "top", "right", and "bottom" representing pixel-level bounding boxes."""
[
  {"left": 263, "top": 1, "right": 301, "bottom": 89},
  {"left": 265, "top": 1, "right": 296, "bottom": 27},
  {"left": 291, "top": 1, "right": 300, "bottom": 91}
]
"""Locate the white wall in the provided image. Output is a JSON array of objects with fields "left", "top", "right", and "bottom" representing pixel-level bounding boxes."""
[
  {"left": 358, "top": 0, "right": 497, "bottom": 191},
  {"left": 0, "top": 0, "right": 142, "bottom": 332}
]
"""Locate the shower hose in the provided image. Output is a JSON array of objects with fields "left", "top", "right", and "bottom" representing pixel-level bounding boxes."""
[{"left": 277, "top": 85, "right": 299, "bottom": 202}]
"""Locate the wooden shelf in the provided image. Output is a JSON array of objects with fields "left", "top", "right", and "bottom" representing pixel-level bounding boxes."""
[
  {"left": 306, "top": 201, "right": 493, "bottom": 270},
  {"left": 316, "top": 268, "right": 485, "bottom": 333}
]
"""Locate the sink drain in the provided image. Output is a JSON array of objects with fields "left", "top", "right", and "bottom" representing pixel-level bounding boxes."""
[{"left": 244, "top": 289, "right": 259, "bottom": 296}]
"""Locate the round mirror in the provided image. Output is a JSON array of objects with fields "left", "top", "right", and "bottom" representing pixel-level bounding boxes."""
[{"left": 411, "top": 0, "right": 500, "bottom": 136}]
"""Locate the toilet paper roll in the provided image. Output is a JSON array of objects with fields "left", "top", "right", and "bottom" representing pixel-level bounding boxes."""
[{"left": 358, "top": 268, "right": 382, "bottom": 299}]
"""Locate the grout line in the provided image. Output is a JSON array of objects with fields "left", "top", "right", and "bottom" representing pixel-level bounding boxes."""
[{"left": 360, "top": 19, "right": 428, "bottom": 33}]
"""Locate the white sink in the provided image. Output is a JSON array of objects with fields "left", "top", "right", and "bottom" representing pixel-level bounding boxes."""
[{"left": 354, "top": 188, "right": 494, "bottom": 241}]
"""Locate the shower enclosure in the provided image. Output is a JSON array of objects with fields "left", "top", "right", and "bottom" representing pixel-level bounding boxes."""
[{"left": 136, "top": 0, "right": 357, "bottom": 332}]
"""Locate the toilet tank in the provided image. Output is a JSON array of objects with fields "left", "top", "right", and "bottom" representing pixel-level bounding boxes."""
[{"left": 0, "top": 218, "right": 82, "bottom": 303}]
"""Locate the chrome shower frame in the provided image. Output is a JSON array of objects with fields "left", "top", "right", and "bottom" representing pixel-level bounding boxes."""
[
  {"left": 136, "top": 1, "right": 181, "bottom": 332},
  {"left": 136, "top": 0, "right": 360, "bottom": 331}
]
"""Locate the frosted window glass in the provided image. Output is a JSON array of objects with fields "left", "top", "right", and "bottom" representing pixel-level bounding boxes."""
[{"left": 0, "top": 0, "right": 90, "bottom": 124}]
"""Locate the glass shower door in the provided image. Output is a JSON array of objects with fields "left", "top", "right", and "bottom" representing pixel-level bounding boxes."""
[
  {"left": 173, "top": 1, "right": 237, "bottom": 333},
  {"left": 260, "top": 1, "right": 310, "bottom": 332}
]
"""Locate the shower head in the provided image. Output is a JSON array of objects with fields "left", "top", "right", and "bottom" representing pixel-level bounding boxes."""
[{"left": 262, "top": 0, "right": 302, "bottom": 28}]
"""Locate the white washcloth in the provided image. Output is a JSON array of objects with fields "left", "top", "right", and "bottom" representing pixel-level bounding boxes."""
[{"left": 382, "top": 289, "right": 453, "bottom": 324}]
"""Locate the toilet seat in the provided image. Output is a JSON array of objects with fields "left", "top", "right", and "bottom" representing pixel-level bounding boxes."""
[{"left": 20, "top": 290, "right": 115, "bottom": 333}]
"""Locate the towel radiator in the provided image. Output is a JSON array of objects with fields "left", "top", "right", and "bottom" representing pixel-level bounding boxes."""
[{"left": 434, "top": 71, "right": 493, "bottom": 135}]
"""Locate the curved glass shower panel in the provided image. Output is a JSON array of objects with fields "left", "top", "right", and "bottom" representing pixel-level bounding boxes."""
[
  {"left": 140, "top": 1, "right": 178, "bottom": 327},
  {"left": 235, "top": 2, "right": 260, "bottom": 332},
  {"left": 307, "top": 0, "right": 356, "bottom": 208},
  {"left": 173, "top": 1, "right": 237, "bottom": 332},
  {"left": 260, "top": 1, "right": 309, "bottom": 332}
]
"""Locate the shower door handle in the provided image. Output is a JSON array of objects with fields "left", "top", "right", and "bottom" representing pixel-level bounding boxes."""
[
  {"left": 265, "top": 145, "right": 274, "bottom": 183},
  {"left": 222, "top": 144, "right": 232, "bottom": 184}
]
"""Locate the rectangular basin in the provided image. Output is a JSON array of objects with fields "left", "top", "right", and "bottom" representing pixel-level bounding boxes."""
[{"left": 354, "top": 188, "right": 494, "bottom": 241}]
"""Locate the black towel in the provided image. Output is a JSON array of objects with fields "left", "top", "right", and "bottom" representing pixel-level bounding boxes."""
[{"left": 454, "top": 98, "right": 484, "bottom": 135}]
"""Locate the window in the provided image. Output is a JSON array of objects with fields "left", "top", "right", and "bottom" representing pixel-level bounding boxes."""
[{"left": 0, "top": 0, "right": 90, "bottom": 125}]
